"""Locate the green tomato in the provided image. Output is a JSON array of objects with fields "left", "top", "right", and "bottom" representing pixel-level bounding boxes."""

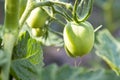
[
  {"left": 19, "top": 0, "right": 27, "bottom": 18},
  {"left": 27, "top": 7, "right": 49, "bottom": 28},
  {"left": 63, "top": 21, "right": 94, "bottom": 57},
  {"left": 31, "top": 27, "right": 46, "bottom": 37}
]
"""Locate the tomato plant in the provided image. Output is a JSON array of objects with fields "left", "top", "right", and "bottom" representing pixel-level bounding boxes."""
[{"left": 0, "top": 0, "right": 120, "bottom": 80}]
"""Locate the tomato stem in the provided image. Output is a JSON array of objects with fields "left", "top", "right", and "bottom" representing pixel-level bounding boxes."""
[
  {"left": 35, "top": 1, "right": 72, "bottom": 10},
  {"left": 51, "top": 6, "right": 72, "bottom": 21},
  {"left": 94, "top": 25, "right": 103, "bottom": 32},
  {"left": 19, "top": 0, "right": 35, "bottom": 28},
  {"left": 2, "top": 0, "right": 19, "bottom": 80},
  {"left": 19, "top": 0, "right": 72, "bottom": 28},
  {"left": 73, "top": 0, "right": 79, "bottom": 23}
]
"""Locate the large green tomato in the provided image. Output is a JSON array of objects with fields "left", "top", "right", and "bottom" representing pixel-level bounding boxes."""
[
  {"left": 63, "top": 21, "right": 94, "bottom": 57},
  {"left": 27, "top": 7, "right": 49, "bottom": 28}
]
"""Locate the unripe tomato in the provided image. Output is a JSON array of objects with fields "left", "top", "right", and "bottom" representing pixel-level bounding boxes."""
[
  {"left": 27, "top": 7, "right": 49, "bottom": 28},
  {"left": 63, "top": 21, "right": 94, "bottom": 57},
  {"left": 31, "top": 27, "right": 46, "bottom": 37}
]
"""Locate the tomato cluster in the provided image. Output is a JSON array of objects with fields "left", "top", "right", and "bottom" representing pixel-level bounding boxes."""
[
  {"left": 26, "top": 7, "right": 49, "bottom": 37},
  {"left": 19, "top": 0, "right": 94, "bottom": 57}
]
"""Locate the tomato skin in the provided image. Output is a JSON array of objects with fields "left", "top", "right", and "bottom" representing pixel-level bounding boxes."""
[
  {"left": 63, "top": 21, "right": 94, "bottom": 57},
  {"left": 27, "top": 7, "right": 49, "bottom": 28}
]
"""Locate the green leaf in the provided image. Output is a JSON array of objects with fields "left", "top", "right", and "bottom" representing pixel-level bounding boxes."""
[
  {"left": 11, "top": 31, "right": 44, "bottom": 79},
  {"left": 95, "top": 29, "right": 120, "bottom": 75},
  {"left": 39, "top": 64, "right": 120, "bottom": 80},
  {"left": 11, "top": 59, "right": 38, "bottom": 80},
  {"left": 13, "top": 32, "right": 30, "bottom": 59}
]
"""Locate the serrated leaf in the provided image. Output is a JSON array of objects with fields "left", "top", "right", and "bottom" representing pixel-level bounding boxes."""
[
  {"left": 13, "top": 32, "right": 30, "bottom": 59},
  {"left": 11, "top": 31, "right": 44, "bottom": 79},
  {"left": 27, "top": 38, "right": 43, "bottom": 64},
  {"left": 39, "top": 64, "right": 120, "bottom": 80},
  {"left": 95, "top": 29, "right": 120, "bottom": 75},
  {"left": 11, "top": 59, "right": 38, "bottom": 80}
]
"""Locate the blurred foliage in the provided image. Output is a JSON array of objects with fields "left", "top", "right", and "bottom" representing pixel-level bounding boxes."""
[
  {"left": 1, "top": 0, "right": 120, "bottom": 79},
  {"left": 95, "top": 0, "right": 120, "bottom": 33},
  {"left": 95, "top": 29, "right": 120, "bottom": 75},
  {"left": 38, "top": 64, "right": 120, "bottom": 80}
]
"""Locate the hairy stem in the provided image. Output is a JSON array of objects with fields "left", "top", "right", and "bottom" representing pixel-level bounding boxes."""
[
  {"left": 19, "top": 0, "right": 72, "bottom": 28},
  {"left": 2, "top": 0, "right": 19, "bottom": 80}
]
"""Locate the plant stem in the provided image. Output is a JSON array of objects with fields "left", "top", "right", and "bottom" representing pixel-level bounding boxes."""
[
  {"left": 52, "top": 6, "right": 72, "bottom": 21},
  {"left": 19, "top": 0, "right": 35, "bottom": 28},
  {"left": 2, "top": 0, "right": 19, "bottom": 80},
  {"left": 73, "top": 0, "right": 79, "bottom": 23},
  {"left": 35, "top": 1, "right": 72, "bottom": 10},
  {"left": 2, "top": 34, "right": 16, "bottom": 80},
  {"left": 19, "top": 0, "right": 72, "bottom": 28}
]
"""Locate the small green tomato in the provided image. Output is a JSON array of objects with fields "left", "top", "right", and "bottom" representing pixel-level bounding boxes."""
[
  {"left": 27, "top": 7, "right": 49, "bottom": 28},
  {"left": 31, "top": 27, "right": 46, "bottom": 37},
  {"left": 63, "top": 21, "right": 94, "bottom": 57}
]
